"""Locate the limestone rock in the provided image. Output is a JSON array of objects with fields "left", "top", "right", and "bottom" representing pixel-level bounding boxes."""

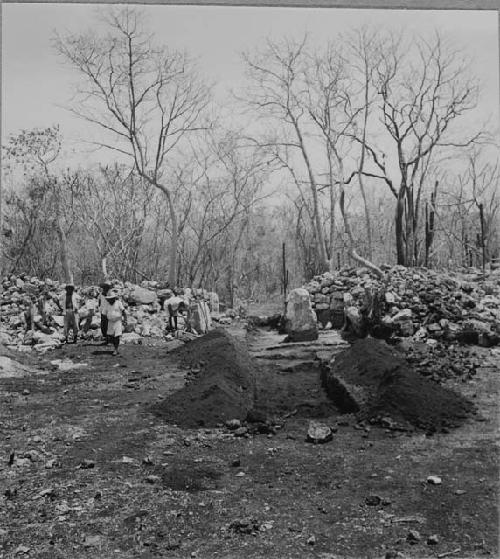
[
  {"left": 307, "top": 420, "right": 333, "bottom": 443},
  {"left": 121, "top": 332, "right": 142, "bottom": 344},
  {"left": 126, "top": 286, "right": 158, "bottom": 305},
  {"left": 189, "top": 301, "right": 212, "bottom": 334},
  {"left": 284, "top": 288, "right": 318, "bottom": 342}
]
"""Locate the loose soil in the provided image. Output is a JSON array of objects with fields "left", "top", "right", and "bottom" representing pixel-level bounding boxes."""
[
  {"left": 325, "top": 338, "right": 476, "bottom": 432},
  {"left": 0, "top": 323, "right": 498, "bottom": 559},
  {"left": 152, "top": 328, "right": 256, "bottom": 428}
]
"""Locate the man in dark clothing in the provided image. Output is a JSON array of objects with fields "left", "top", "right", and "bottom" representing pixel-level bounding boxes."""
[
  {"left": 99, "top": 282, "right": 112, "bottom": 344},
  {"left": 59, "top": 284, "right": 80, "bottom": 344}
]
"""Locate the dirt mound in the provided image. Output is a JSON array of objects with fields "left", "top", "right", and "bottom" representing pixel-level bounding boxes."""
[
  {"left": 152, "top": 328, "right": 256, "bottom": 427},
  {"left": 323, "top": 338, "right": 475, "bottom": 432}
]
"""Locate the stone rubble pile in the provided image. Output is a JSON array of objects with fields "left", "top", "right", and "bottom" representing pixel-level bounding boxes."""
[
  {"left": 403, "top": 342, "right": 484, "bottom": 382},
  {"left": 0, "top": 274, "right": 224, "bottom": 352},
  {"left": 304, "top": 265, "right": 500, "bottom": 347}
]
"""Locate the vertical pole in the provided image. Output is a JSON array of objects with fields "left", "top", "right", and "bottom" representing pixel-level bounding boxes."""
[
  {"left": 479, "top": 203, "right": 486, "bottom": 273},
  {"left": 282, "top": 242, "right": 287, "bottom": 316}
]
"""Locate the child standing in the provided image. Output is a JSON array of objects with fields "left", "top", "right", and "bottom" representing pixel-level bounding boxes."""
[{"left": 105, "top": 290, "right": 127, "bottom": 356}]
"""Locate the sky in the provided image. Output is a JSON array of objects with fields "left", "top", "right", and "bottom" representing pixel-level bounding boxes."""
[{"left": 2, "top": 4, "right": 499, "bottom": 169}]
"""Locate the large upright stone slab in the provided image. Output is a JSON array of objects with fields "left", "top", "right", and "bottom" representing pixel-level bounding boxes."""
[
  {"left": 284, "top": 288, "right": 318, "bottom": 342},
  {"left": 189, "top": 301, "right": 212, "bottom": 334}
]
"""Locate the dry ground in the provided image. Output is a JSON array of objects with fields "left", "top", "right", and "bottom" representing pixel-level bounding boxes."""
[{"left": 0, "top": 323, "right": 498, "bottom": 559}]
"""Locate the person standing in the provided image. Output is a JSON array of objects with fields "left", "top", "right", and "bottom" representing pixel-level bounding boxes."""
[
  {"left": 23, "top": 295, "right": 38, "bottom": 333},
  {"left": 165, "top": 291, "right": 186, "bottom": 331},
  {"left": 99, "top": 281, "right": 111, "bottom": 344},
  {"left": 59, "top": 283, "right": 80, "bottom": 344},
  {"left": 105, "top": 290, "right": 127, "bottom": 356}
]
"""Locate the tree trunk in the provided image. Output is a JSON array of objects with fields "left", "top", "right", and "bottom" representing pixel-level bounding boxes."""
[
  {"left": 357, "top": 60, "right": 373, "bottom": 261},
  {"left": 405, "top": 187, "right": 415, "bottom": 267},
  {"left": 425, "top": 186, "right": 437, "bottom": 268},
  {"left": 101, "top": 255, "right": 108, "bottom": 280},
  {"left": 56, "top": 221, "right": 72, "bottom": 283},
  {"left": 148, "top": 179, "right": 178, "bottom": 287},
  {"left": 292, "top": 117, "right": 329, "bottom": 272},
  {"left": 327, "top": 148, "right": 336, "bottom": 272},
  {"left": 395, "top": 188, "right": 406, "bottom": 266},
  {"left": 337, "top": 156, "right": 384, "bottom": 279}
]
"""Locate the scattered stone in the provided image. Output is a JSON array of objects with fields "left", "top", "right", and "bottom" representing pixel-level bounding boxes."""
[
  {"left": 427, "top": 475, "right": 442, "bottom": 485},
  {"left": 407, "top": 529, "right": 422, "bottom": 543},
  {"left": 307, "top": 421, "right": 333, "bottom": 444},
  {"left": 225, "top": 419, "right": 241, "bottom": 430},
  {"left": 77, "top": 459, "right": 95, "bottom": 469},
  {"left": 385, "top": 552, "right": 405, "bottom": 559},
  {"left": 228, "top": 518, "right": 260, "bottom": 535},
  {"left": 306, "top": 535, "right": 316, "bottom": 545},
  {"left": 145, "top": 475, "right": 161, "bottom": 484},
  {"left": 4, "top": 487, "right": 17, "bottom": 500},
  {"left": 392, "top": 515, "right": 426, "bottom": 525},
  {"left": 454, "top": 489, "right": 467, "bottom": 495},
  {"left": 121, "top": 332, "right": 143, "bottom": 344},
  {"left": 0, "top": 355, "right": 32, "bottom": 378},
  {"left": 38, "top": 488, "right": 56, "bottom": 499},
  {"left": 233, "top": 426, "right": 248, "bottom": 437},
  {"left": 365, "top": 495, "right": 381, "bottom": 506},
  {"left": 427, "top": 534, "right": 440, "bottom": 545},
  {"left": 83, "top": 535, "right": 104, "bottom": 548}
]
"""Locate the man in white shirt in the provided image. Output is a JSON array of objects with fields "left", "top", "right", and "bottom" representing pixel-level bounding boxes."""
[{"left": 165, "top": 291, "right": 186, "bottom": 331}]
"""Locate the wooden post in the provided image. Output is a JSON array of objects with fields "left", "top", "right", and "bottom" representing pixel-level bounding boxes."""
[
  {"left": 478, "top": 203, "right": 486, "bottom": 273},
  {"left": 282, "top": 242, "right": 288, "bottom": 316}
]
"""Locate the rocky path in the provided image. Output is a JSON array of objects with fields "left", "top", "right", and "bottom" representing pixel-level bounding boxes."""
[
  {"left": 246, "top": 328, "right": 349, "bottom": 419},
  {"left": 248, "top": 328, "right": 348, "bottom": 370}
]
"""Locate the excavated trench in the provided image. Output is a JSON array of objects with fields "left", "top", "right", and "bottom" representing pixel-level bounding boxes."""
[
  {"left": 152, "top": 327, "right": 348, "bottom": 427},
  {"left": 152, "top": 327, "right": 475, "bottom": 433}
]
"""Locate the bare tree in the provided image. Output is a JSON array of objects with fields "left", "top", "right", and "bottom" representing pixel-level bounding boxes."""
[
  {"left": 439, "top": 149, "right": 499, "bottom": 268},
  {"left": 364, "top": 31, "right": 483, "bottom": 266},
  {"left": 305, "top": 40, "right": 383, "bottom": 277},
  {"left": 54, "top": 8, "right": 211, "bottom": 285},
  {"left": 66, "top": 164, "right": 155, "bottom": 281},
  {"left": 180, "top": 131, "right": 270, "bottom": 287},
  {"left": 241, "top": 36, "right": 331, "bottom": 272},
  {"left": 2, "top": 126, "right": 74, "bottom": 282}
]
